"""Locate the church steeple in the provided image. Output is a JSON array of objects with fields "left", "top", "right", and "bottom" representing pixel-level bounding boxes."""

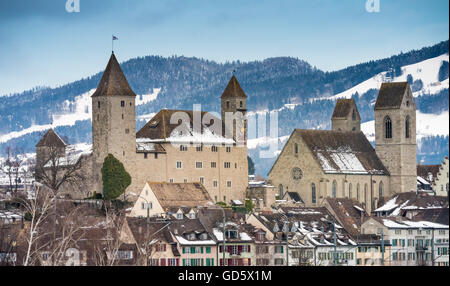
[
  {"left": 221, "top": 75, "right": 247, "bottom": 99},
  {"left": 91, "top": 53, "right": 136, "bottom": 98},
  {"left": 221, "top": 75, "right": 247, "bottom": 145}
]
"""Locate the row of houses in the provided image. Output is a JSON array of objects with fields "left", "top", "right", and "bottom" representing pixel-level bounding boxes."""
[{"left": 1, "top": 181, "right": 447, "bottom": 266}]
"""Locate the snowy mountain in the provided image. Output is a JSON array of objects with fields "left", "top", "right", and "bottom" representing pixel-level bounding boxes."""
[{"left": 0, "top": 40, "right": 448, "bottom": 177}]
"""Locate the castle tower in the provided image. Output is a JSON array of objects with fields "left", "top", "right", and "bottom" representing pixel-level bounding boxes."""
[
  {"left": 331, "top": 98, "right": 361, "bottom": 132},
  {"left": 375, "top": 82, "right": 417, "bottom": 194},
  {"left": 91, "top": 53, "right": 136, "bottom": 194},
  {"left": 35, "top": 129, "right": 66, "bottom": 179},
  {"left": 220, "top": 75, "right": 247, "bottom": 145}
]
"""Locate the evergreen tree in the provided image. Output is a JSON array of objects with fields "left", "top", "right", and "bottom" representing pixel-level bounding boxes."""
[
  {"left": 248, "top": 155, "right": 255, "bottom": 175},
  {"left": 438, "top": 61, "right": 449, "bottom": 82},
  {"left": 101, "top": 154, "right": 131, "bottom": 200}
]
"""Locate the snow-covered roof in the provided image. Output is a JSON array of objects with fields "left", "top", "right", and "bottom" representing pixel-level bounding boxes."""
[
  {"left": 382, "top": 219, "right": 448, "bottom": 229},
  {"left": 417, "top": 176, "right": 431, "bottom": 186},
  {"left": 374, "top": 196, "right": 399, "bottom": 212},
  {"left": 174, "top": 235, "right": 216, "bottom": 245},
  {"left": 43, "top": 143, "right": 92, "bottom": 167},
  {"left": 136, "top": 109, "right": 236, "bottom": 145},
  {"left": 292, "top": 130, "right": 389, "bottom": 175}
]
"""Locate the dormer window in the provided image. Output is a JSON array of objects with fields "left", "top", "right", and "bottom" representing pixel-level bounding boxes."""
[
  {"left": 201, "top": 233, "right": 208, "bottom": 240},
  {"left": 225, "top": 229, "right": 238, "bottom": 239},
  {"left": 189, "top": 233, "right": 196, "bottom": 240},
  {"left": 189, "top": 213, "right": 196, "bottom": 219},
  {"left": 176, "top": 213, "right": 183, "bottom": 220}
]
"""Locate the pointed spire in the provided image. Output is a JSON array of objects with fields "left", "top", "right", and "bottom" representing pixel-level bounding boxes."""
[
  {"left": 36, "top": 129, "right": 66, "bottom": 147},
  {"left": 221, "top": 75, "right": 247, "bottom": 98},
  {"left": 91, "top": 53, "right": 136, "bottom": 97}
]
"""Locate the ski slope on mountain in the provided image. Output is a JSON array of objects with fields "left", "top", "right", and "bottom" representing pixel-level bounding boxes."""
[{"left": 326, "top": 53, "right": 449, "bottom": 100}]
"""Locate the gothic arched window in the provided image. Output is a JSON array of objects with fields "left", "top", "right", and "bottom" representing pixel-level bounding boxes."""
[
  {"left": 385, "top": 116, "right": 392, "bottom": 139},
  {"left": 348, "top": 183, "right": 352, "bottom": 198},
  {"left": 294, "top": 143, "right": 298, "bottom": 156},
  {"left": 311, "top": 183, "right": 316, "bottom": 204},
  {"left": 356, "top": 184, "right": 360, "bottom": 201},
  {"left": 379, "top": 181, "right": 383, "bottom": 199},
  {"left": 405, "top": 116, "right": 410, "bottom": 138},
  {"left": 364, "top": 184, "right": 368, "bottom": 207},
  {"left": 332, "top": 181, "right": 337, "bottom": 198}
]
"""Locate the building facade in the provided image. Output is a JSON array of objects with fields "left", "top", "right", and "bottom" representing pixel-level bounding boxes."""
[{"left": 36, "top": 53, "right": 248, "bottom": 203}]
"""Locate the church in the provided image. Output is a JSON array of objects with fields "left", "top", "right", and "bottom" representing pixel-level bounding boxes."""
[
  {"left": 268, "top": 82, "right": 417, "bottom": 212},
  {"left": 35, "top": 53, "right": 249, "bottom": 204}
]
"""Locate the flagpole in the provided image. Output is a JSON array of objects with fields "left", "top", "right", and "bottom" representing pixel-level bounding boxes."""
[{"left": 112, "top": 35, "right": 114, "bottom": 54}]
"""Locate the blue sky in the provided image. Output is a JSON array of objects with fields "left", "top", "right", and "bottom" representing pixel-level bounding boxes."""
[{"left": 0, "top": 0, "right": 448, "bottom": 95}]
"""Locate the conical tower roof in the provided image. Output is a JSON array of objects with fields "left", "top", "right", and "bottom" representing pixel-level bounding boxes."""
[
  {"left": 36, "top": 129, "right": 66, "bottom": 147},
  {"left": 92, "top": 53, "right": 136, "bottom": 97},
  {"left": 221, "top": 75, "right": 247, "bottom": 98}
]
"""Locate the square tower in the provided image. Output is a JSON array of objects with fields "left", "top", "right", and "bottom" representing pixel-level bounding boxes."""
[
  {"left": 91, "top": 53, "right": 137, "bottom": 194},
  {"left": 374, "top": 82, "right": 417, "bottom": 194},
  {"left": 331, "top": 98, "right": 361, "bottom": 132},
  {"left": 220, "top": 75, "right": 247, "bottom": 145}
]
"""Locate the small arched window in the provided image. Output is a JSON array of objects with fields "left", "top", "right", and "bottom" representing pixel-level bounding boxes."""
[
  {"left": 372, "top": 198, "right": 378, "bottom": 211},
  {"left": 279, "top": 184, "right": 284, "bottom": 198},
  {"left": 311, "top": 183, "right": 316, "bottom": 204},
  {"left": 405, "top": 116, "right": 410, "bottom": 138},
  {"left": 379, "top": 181, "right": 383, "bottom": 199},
  {"left": 348, "top": 183, "right": 352, "bottom": 198},
  {"left": 332, "top": 181, "right": 337, "bottom": 198},
  {"left": 356, "top": 184, "right": 360, "bottom": 201},
  {"left": 352, "top": 109, "right": 356, "bottom": 121},
  {"left": 294, "top": 143, "right": 298, "bottom": 156},
  {"left": 364, "top": 184, "right": 368, "bottom": 207},
  {"left": 385, "top": 116, "right": 392, "bottom": 139}
]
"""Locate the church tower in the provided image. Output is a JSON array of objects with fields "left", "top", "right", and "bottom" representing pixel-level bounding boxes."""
[
  {"left": 91, "top": 53, "right": 136, "bottom": 194},
  {"left": 331, "top": 98, "right": 361, "bottom": 132},
  {"left": 220, "top": 75, "right": 247, "bottom": 145},
  {"left": 374, "top": 82, "right": 417, "bottom": 194}
]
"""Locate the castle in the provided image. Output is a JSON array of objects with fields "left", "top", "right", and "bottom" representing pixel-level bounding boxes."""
[
  {"left": 36, "top": 53, "right": 249, "bottom": 203},
  {"left": 268, "top": 82, "right": 417, "bottom": 212}
]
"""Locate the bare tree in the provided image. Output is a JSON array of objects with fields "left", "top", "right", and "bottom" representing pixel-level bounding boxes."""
[
  {"left": 33, "top": 204, "right": 88, "bottom": 266},
  {"left": 35, "top": 145, "right": 85, "bottom": 196},
  {"left": 93, "top": 204, "right": 126, "bottom": 266},
  {"left": 0, "top": 223, "right": 21, "bottom": 266},
  {"left": 3, "top": 146, "right": 25, "bottom": 195},
  {"left": 14, "top": 183, "right": 56, "bottom": 266}
]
